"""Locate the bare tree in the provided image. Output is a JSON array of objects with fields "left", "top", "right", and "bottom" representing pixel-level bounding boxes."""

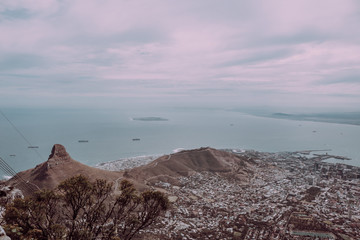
[{"left": 2, "top": 175, "right": 169, "bottom": 240}]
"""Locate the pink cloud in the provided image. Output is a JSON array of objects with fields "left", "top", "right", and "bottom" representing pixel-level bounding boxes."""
[{"left": 0, "top": 0, "right": 359, "bottom": 109}]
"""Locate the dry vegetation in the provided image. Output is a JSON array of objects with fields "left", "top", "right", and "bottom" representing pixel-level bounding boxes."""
[{"left": 2, "top": 175, "right": 168, "bottom": 240}]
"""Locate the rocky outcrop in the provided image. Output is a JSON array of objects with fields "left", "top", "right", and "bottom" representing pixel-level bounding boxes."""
[{"left": 48, "top": 144, "right": 71, "bottom": 162}]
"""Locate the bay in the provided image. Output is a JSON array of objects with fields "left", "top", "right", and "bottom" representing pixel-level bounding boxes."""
[{"left": 0, "top": 107, "right": 359, "bottom": 174}]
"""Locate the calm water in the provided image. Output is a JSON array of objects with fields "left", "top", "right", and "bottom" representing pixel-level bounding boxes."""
[{"left": 1, "top": 107, "right": 359, "bottom": 174}]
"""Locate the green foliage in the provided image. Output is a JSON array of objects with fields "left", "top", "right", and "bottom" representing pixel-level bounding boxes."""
[
  {"left": 3, "top": 175, "right": 169, "bottom": 240},
  {"left": 2, "top": 224, "right": 24, "bottom": 240}
]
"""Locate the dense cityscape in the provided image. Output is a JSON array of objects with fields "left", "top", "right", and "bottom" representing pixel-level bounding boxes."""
[{"left": 123, "top": 150, "right": 360, "bottom": 240}]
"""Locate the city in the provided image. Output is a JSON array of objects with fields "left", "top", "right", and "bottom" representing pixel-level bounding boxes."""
[{"left": 134, "top": 150, "right": 360, "bottom": 239}]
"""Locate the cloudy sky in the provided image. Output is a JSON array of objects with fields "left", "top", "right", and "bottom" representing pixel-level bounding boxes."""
[{"left": 1, "top": 0, "right": 360, "bottom": 111}]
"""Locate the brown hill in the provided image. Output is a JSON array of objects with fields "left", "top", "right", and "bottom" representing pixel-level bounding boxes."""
[
  {"left": 126, "top": 147, "right": 256, "bottom": 186},
  {"left": 6, "top": 146, "right": 255, "bottom": 195},
  {"left": 6, "top": 144, "right": 122, "bottom": 194}
]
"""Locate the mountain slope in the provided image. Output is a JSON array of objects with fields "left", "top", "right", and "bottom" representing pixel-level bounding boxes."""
[
  {"left": 6, "top": 146, "right": 255, "bottom": 195},
  {"left": 126, "top": 147, "right": 256, "bottom": 185},
  {"left": 6, "top": 144, "right": 122, "bottom": 193}
]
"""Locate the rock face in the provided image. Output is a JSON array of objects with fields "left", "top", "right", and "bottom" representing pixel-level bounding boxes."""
[
  {"left": 6, "top": 144, "right": 122, "bottom": 194},
  {"left": 43, "top": 144, "right": 74, "bottom": 173},
  {"left": 48, "top": 144, "right": 70, "bottom": 161}
]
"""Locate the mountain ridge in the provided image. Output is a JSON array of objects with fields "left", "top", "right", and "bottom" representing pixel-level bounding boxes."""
[{"left": 5, "top": 145, "right": 255, "bottom": 195}]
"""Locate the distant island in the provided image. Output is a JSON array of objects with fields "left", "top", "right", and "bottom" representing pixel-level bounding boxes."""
[
  {"left": 229, "top": 109, "right": 360, "bottom": 126},
  {"left": 132, "top": 117, "right": 169, "bottom": 121},
  {"left": 262, "top": 112, "right": 360, "bottom": 125}
]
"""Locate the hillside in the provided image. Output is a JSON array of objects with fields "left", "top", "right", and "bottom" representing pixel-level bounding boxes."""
[
  {"left": 126, "top": 147, "right": 256, "bottom": 186},
  {"left": 5, "top": 145, "right": 255, "bottom": 195},
  {"left": 6, "top": 144, "right": 122, "bottom": 193}
]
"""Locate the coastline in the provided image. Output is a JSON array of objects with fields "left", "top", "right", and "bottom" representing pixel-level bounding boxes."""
[
  {"left": 259, "top": 112, "right": 360, "bottom": 126},
  {"left": 95, "top": 154, "right": 161, "bottom": 171},
  {"left": 95, "top": 148, "right": 354, "bottom": 172},
  {"left": 2, "top": 108, "right": 359, "bottom": 173}
]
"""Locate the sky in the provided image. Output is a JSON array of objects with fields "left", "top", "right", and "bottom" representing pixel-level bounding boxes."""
[{"left": 1, "top": 0, "right": 360, "bottom": 111}]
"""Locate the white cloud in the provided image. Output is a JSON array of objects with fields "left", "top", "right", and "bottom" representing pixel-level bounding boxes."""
[{"left": 0, "top": 0, "right": 359, "bottom": 109}]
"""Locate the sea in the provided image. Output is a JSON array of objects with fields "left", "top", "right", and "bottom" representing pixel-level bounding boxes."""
[{"left": 1, "top": 107, "right": 359, "bottom": 175}]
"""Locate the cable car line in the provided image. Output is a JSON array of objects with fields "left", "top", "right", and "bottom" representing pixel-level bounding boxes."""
[
  {"left": 0, "top": 109, "right": 43, "bottom": 194},
  {"left": 0, "top": 109, "right": 45, "bottom": 161}
]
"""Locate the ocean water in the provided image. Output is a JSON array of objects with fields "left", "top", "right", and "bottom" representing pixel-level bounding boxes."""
[{"left": 1, "top": 107, "right": 359, "bottom": 174}]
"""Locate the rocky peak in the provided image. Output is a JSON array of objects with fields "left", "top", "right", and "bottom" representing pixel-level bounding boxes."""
[{"left": 48, "top": 144, "right": 71, "bottom": 162}]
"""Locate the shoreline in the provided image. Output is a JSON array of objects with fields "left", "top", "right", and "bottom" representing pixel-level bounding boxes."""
[
  {"left": 95, "top": 148, "right": 354, "bottom": 172},
  {"left": 259, "top": 113, "right": 360, "bottom": 126}
]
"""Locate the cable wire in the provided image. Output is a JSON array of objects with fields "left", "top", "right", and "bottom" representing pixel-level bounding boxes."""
[
  {"left": 0, "top": 109, "right": 45, "bottom": 161},
  {"left": 0, "top": 157, "right": 37, "bottom": 194},
  {"left": 0, "top": 109, "right": 44, "bottom": 194}
]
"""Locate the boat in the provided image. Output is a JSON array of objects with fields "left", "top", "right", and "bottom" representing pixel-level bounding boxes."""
[
  {"left": 78, "top": 140, "right": 89, "bottom": 143},
  {"left": 132, "top": 138, "right": 141, "bottom": 141},
  {"left": 28, "top": 146, "right": 39, "bottom": 149},
  {"left": 9, "top": 154, "right": 16, "bottom": 157}
]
